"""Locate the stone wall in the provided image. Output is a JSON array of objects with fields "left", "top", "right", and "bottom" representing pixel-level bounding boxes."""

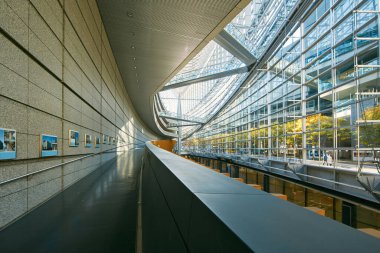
[{"left": 0, "top": 0, "right": 156, "bottom": 228}]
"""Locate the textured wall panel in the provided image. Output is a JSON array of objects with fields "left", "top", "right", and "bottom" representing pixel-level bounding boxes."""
[{"left": 0, "top": 0, "right": 156, "bottom": 229}]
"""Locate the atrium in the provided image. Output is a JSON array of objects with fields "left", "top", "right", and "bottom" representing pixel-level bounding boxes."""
[{"left": 0, "top": 0, "right": 379, "bottom": 252}]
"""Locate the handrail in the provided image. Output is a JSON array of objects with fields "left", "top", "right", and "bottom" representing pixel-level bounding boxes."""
[
  {"left": 189, "top": 153, "right": 368, "bottom": 192},
  {"left": 0, "top": 144, "right": 134, "bottom": 186},
  {"left": 144, "top": 142, "right": 380, "bottom": 252},
  {"left": 265, "top": 166, "right": 365, "bottom": 190}
]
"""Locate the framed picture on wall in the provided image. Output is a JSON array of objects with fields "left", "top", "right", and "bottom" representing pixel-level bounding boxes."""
[
  {"left": 69, "top": 130, "right": 79, "bottom": 147},
  {"left": 103, "top": 134, "right": 107, "bottom": 144},
  {"left": 41, "top": 134, "right": 58, "bottom": 157},
  {"left": 95, "top": 136, "right": 100, "bottom": 148},
  {"left": 0, "top": 128, "right": 16, "bottom": 160},
  {"left": 85, "top": 134, "right": 92, "bottom": 148}
]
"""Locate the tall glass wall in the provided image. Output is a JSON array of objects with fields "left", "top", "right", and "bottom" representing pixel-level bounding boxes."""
[{"left": 185, "top": 0, "right": 380, "bottom": 170}]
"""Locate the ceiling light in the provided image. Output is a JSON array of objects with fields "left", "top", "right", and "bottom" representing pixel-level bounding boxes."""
[
  {"left": 127, "top": 11, "right": 133, "bottom": 17},
  {"left": 131, "top": 45, "right": 135, "bottom": 49}
]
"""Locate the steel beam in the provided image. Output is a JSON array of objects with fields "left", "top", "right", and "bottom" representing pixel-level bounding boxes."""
[
  {"left": 214, "top": 29, "right": 256, "bottom": 65},
  {"left": 160, "top": 66, "right": 249, "bottom": 91},
  {"left": 158, "top": 114, "right": 205, "bottom": 124}
]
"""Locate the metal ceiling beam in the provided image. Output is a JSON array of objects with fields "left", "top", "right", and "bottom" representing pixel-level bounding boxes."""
[
  {"left": 214, "top": 29, "right": 256, "bottom": 65},
  {"left": 158, "top": 113, "right": 205, "bottom": 124},
  {"left": 167, "top": 123, "right": 202, "bottom": 128},
  {"left": 160, "top": 66, "right": 250, "bottom": 91}
]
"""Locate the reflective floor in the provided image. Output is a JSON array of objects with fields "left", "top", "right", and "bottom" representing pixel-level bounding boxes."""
[{"left": 0, "top": 150, "right": 143, "bottom": 253}]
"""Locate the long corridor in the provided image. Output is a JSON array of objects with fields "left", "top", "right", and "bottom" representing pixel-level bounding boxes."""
[{"left": 0, "top": 150, "right": 143, "bottom": 253}]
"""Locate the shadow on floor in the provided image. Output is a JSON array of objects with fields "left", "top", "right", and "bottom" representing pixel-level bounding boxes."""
[{"left": 0, "top": 150, "right": 143, "bottom": 253}]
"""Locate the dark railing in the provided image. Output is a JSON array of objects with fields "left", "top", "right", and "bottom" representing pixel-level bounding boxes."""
[{"left": 142, "top": 142, "right": 380, "bottom": 253}]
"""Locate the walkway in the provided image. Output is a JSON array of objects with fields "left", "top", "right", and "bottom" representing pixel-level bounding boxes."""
[{"left": 0, "top": 149, "right": 143, "bottom": 253}]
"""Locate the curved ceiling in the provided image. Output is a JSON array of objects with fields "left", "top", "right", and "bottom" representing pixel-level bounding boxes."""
[{"left": 97, "top": 0, "right": 249, "bottom": 137}]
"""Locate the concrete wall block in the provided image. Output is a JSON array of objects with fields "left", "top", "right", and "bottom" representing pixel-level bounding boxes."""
[
  {"left": 45, "top": 0, "right": 63, "bottom": 25},
  {"left": 29, "top": 32, "right": 62, "bottom": 79},
  {"left": 0, "top": 34, "right": 28, "bottom": 79},
  {"left": 0, "top": 163, "right": 27, "bottom": 198},
  {"left": 81, "top": 88, "right": 94, "bottom": 114},
  {"left": 84, "top": 90, "right": 97, "bottom": 112},
  {"left": 115, "top": 90, "right": 124, "bottom": 111},
  {"left": 101, "top": 67, "right": 115, "bottom": 98},
  {"left": 63, "top": 86, "right": 82, "bottom": 110},
  {"left": 28, "top": 159, "right": 62, "bottom": 174},
  {"left": 29, "top": 6, "right": 62, "bottom": 63},
  {"left": 81, "top": 113, "right": 94, "bottom": 130},
  {"left": 82, "top": 56, "right": 101, "bottom": 89},
  {"left": 81, "top": 101, "right": 94, "bottom": 120},
  {"left": 0, "top": 163, "right": 27, "bottom": 184},
  {"left": 101, "top": 81, "right": 114, "bottom": 107},
  {"left": 65, "top": 2, "right": 100, "bottom": 72},
  {"left": 116, "top": 103, "right": 123, "bottom": 119},
  {"left": 77, "top": 0, "right": 101, "bottom": 53},
  {"left": 29, "top": 59, "right": 62, "bottom": 100},
  {"left": 63, "top": 103, "right": 82, "bottom": 123},
  {"left": 82, "top": 74, "right": 99, "bottom": 97},
  {"left": 0, "top": 64, "right": 28, "bottom": 104},
  {"left": 93, "top": 110, "right": 101, "bottom": 124},
  {"left": 0, "top": 189, "right": 27, "bottom": 228},
  {"left": 87, "top": 0, "right": 101, "bottom": 33},
  {"left": 85, "top": 42, "right": 101, "bottom": 74},
  {"left": 27, "top": 134, "right": 40, "bottom": 159},
  {"left": 30, "top": 0, "right": 63, "bottom": 42},
  {"left": 64, "top": 0, "right": 82, "bottom": 34},
  {"left": 27, "top": 108, "right": 62, "bottom": 137},
  {"left": 27, "top": 177, "right": 61, "bottom": 209},
  {"left": 63, "top": 67, "right": 82, "bottom": 96},
  {"left": 101, "top": 34, "right": 114, "bottom": 70},
  {"left": 63, "top": 18, "right": 83, "bottom": 62},
  {"left": 29, "top": 82, "right": 62, "bottom": 118},
  {"left": 63, "top": 172, "right": 78, "bottom": 189},
  {"left": 62, "top": 157, "right": 80, "bottom": 175},
  {"left": 63, "top": 144, "right": 85, "bottom": 156},
  {"left": 0, "top": 96, "right": 28, "bottom": 133},
  {"left": 0, "top": 0, "right": 28, "bottom": 49},
  {"left": 89, "top": 68, "right": 102, "bottom": 94},
  {"left": 5, "top": 0, "right": 28, "bottom": 24},
  {"left": 27, "top": 168, "right": 62, "bottom": 196},
  {"left": 101, "top": 45, "right": 114, "bottom": 78},
  {"left": 92, "top": 121, "right": 101, "bottom": 134},
  {"left": 0, "top": 177, "right": 27, "bottom": 199}
]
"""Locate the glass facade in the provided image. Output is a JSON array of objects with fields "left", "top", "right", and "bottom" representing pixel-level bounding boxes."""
[{"left": 184, "top": 0, "right": 380, "bottom": 171}]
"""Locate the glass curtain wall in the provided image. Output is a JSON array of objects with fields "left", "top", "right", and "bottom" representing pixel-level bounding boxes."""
[{"left": 185, "top": 0, "right": 380, "bottom": 170}]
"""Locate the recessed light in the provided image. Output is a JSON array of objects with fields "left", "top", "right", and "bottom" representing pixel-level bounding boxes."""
[
  {"left": 133, "top": 66, "right": 137, "bottom": 69},
  {"left": 131, "top": 45, "right": 135, "bottom": 49},
  {"left": 127, "top": 11, "right": 133, "bottom": 17},
  {"left": 133, "top": 57, "right": 136, "bottom": 61}
]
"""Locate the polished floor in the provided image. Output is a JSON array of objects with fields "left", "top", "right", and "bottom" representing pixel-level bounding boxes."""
[{"left": 0, "top": 150, "right": 143, "bottom": 253}]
